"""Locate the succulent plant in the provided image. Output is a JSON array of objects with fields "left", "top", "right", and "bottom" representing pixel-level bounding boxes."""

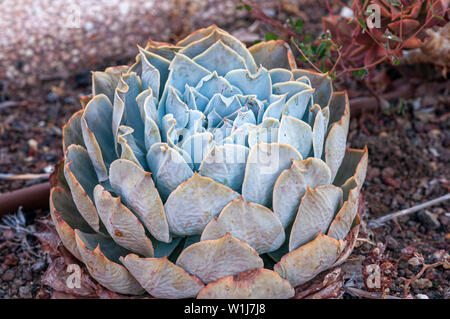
[{"left": 50, "top": 25, "right": 368, "bottom": 299}]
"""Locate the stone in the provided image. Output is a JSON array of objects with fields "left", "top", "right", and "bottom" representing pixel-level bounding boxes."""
[
  {"left": 1, "top": 270, "right": 15, "bottom": 281},
  {"left": 417, "top": 210, "right": 441, "bottom": 230},
  {"left": 19, "top": 286, "right": 32, "bottom": 298},
  {"left": 411, "top": 278, "right": 432, "bottom": 289}
]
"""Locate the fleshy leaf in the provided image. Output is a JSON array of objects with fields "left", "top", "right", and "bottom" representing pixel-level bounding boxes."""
[
  {"left": 109, "top": 159, "right": 170, "bottom": 243},
  {"left": 312, "top": 106, "right": 329, "bottom": 158},
  {"left": 293, "top": 70, "right": 332, "bottom": 108},
  {"left": 328, "top": 91, "right": 350, "bottom": 135},
  {"left": 201, "top": 198, "right": 285, "bottom": 254},
  {"left": 176, "top": 233, "right": 263, "bottom": 284},
  {"left": 93, "top": 185, "right": 155, "bottom": 257},
  {"left": 196, "top": 72, "right": 235, "bottom": 100},
  {"left": 249, "top": 40, "right": 297, "bottom": 70},
  {"left": 275, "top": 232, "right": 344, "bottom": 287},
  {"left": 146, "top": 143, "right": 194, "bottom": 201},
  {"left": 50, "top": 187, "right": 94, "bottom": 261},
  {"left": 63, "top": 110, "right": 85, "bottom": 153},
  {"left": 180, "top": 132, "right": 214, "bottom": 171},
  {"left": 327, "top": 179, "right": 359, "bottom": 240},
  {"left": 166, "top": 86, "right": 189, "bottom": 128},
  {"left": 263, "top": 93, "right": 287, "bottom": 121},
  {"left": 198, "top": 144, "right": 249, "bottom": 192},
  {"left": 269, "top": 68, "right": 293, "bottom": 84},
  {"left": 324, "top": 123, "right": 347, "bottom": 182},
  {"left": 92, "top": 66, "right": 129, "bottom": 102},
  {"left": 273, "top": 158, "right": 332, "bottom": 228},
  {"left": 138, "top": 46, "right": 170, "bottom": 99},
  {"left": 282, "top": 89, "right": 314, "bottom": 120},
  {"left": 248, "top": 118, "right": 279, "bottom": 148},
  {"left": 144, "top": 39, "right": 181, "bottom": 61},
  {"left": 165, "top": 53, "right": 211, "bottom": 94},
  {"left": 64, "top": 145, "right": 100, "bottom": 231},
  {"left": 121, "top": 254, "right": 204, "bottom": 299},
  {"left": 289, "top": 185, "right": 342, "bottom": 251},
  {"left": 242, "top": 143, "right": 302, "bottom": 207},
  {"left": 278, "top": 115, "right": 312, "bottom": 159},
  {"left": 272, "top": 81, "right": 311, "bottom": 100},
  {"left": 333, "top": 146, "right": 368, "bottom": 190},
  {"left": 81, "top": 94, "right": 116, "bottom": 181},
  {"left": 225, "top": 67, "right": 271, "bottom": 102},
  {"left": 197, "top": 268, "right": 294, "bottom": 299},
  {"left": 179, "top": 28, "right": 257, "bottom": 73},
  {"left": 193, "top": 40, "right": 247, "bottom": 76},
  {"left": 74, "top": 231, "right": 144, "bottom": 295},
  {"left": 117, "top": 125, "right": 147, "bottom": 169},
  {"left": 164, "top": 173, "right": 239, "bottom": 236}
]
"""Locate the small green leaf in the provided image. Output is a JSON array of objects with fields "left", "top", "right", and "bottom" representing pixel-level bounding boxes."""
[
  {"left": 352, "top": 69, "right": 368, "bottom": 78},
  {"left": 265, "top": 32, "right": 279, "bottom": 41},
  {"left": 433, "top": 14, "right": 446, "bottom": 21},
  {"left": 358, "top": 17, "right": 367, "bottom": 30}
]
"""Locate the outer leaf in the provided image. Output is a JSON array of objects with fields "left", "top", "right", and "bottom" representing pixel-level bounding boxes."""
[
  {"left": 93, "top": 185, "right": 155, "bottom": 257},
  {"left": 49, "top": 187, "right": 94, "bottom": 261},
  {"left": 201, "top": 198, "right": 285, "bottom": 254},
  {"left": 176, "top": 233, "right": 263, "bottom": 284},
  {"left": 164, "top": 173, "right": 239, "bottom": 236},
  {"left": 193, "top": 40, "right": 247, "bottom": 76},
  {"left": 273, "top": 158, "right": 332, "bottom": 228},
  {"left": 64, "top": 145, "right": 100, "bottom": 231},
  {"left": 75, "top": 231, "right": 144, "bottom": 295},
  {"left": 197, "top": 268, "right": 294, "bottom": 299},
  {"left": 289, "top": 185, "right": 342, "bottom": 251},
  {"left": 81, "top": 94, "right": 116, "bottom": 181},
  {"left": 242, "top": 142, "right": 302, "bottom": 207},
  {"left": 121, "top": 254, "right": 204, "bottom": 299},
  {"left": 62, "top": 110, "right": 85, "bottom": 153},
  {"left": 275, "top": 232, "right": 344, "bottom": 287},
  {"left": 249, "top": 40, "right": 297, "bottom": 70}
]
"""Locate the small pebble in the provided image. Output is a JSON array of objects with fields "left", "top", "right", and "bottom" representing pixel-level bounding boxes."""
[
  {"left": 411, "top": 278, "right": 433, "bottom": 289},
  {"left": 417, "top": 210, "right": 441, "bottom": 230},
  {"left": 408, "top": 257, "right": 423, "bottom": 267},
  {"left": 1, "top": 270, "right": 15, "bottom": 281},
  {"left": 19, "top": 286, "right": 32, "bottom": 299}
]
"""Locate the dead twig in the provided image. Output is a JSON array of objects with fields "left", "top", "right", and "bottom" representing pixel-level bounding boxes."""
[
  {"left": 0, "top": 173, "right": 50, "bottom": 181},
  {"left": 0, "top": 101, "right": 27, "bottom": 110},
  {"left": 368, "top": 193, "right": 450, "bottom": 228},
  {"left": 402, "top": 261, "right": 445, "bottom": 298},
  {"left": 345, "top": 287, "right": 401, "bottom": 299}
]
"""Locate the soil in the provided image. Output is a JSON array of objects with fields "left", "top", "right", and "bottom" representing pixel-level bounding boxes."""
[{"left": 0, "top": 2, "right": 448, "bottom": 299}]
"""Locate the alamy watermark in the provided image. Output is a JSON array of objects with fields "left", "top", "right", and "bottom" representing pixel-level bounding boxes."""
[
  {"left": 365, "top": 4, "right": 381, "bottom": 29},
  {"left": 66, "top": 264, "right": 81, "bottom": 289}
]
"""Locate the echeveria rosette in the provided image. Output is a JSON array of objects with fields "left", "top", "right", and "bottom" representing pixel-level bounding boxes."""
[{"left": 51, "top": 25, "right": 368, "bottom": 298}]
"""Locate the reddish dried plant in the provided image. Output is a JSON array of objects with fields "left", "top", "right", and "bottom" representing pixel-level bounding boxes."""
[
  {"left": 239, "top": 0, "right": 448, "bottom": 78},
  {"left": 323, "top": 0, "right": 449, "bottom": 70}
]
